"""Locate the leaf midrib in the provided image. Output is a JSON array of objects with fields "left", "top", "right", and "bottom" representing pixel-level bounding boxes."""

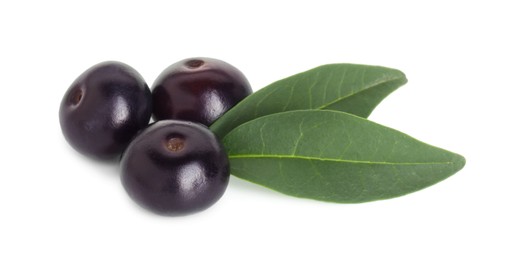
[
  {"left": 228, "top": 154, "right": 457, "bottom": 165},
  {"left": 316, "top": 74, "right": 405, "bottom": 110}
]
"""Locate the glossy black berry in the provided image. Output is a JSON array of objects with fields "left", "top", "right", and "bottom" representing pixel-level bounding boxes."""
[
  {"left": 120, "top": 120, "right": 230, "bottom": 216},
  {"left": 151, "top": 57, "right": 252, "bottom": 126},
  {"left": 59, "top": 61, "right": 152, "bottom": 160}
]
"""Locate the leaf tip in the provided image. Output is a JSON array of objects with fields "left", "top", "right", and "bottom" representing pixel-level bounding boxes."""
[
  {"left": 393, "top": 68, "right": 408, "bottom": 85},
  {"left": 400, "top": 71, "right": 408, "bottom": 84},
  {"left": 452, "top": 153, "right": 466, "bottom": 172}
]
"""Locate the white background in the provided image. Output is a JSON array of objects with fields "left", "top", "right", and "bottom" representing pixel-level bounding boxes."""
[{"left": 1, "top": 1, "right": 520, "bottom": 259}]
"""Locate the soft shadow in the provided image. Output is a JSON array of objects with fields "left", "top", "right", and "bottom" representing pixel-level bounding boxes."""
[
  {"left": 61, "top": 139, "right": 121, "bottom": 178},
  {"left": 228, "top": 175, "right": 293, "bottom": 200}
]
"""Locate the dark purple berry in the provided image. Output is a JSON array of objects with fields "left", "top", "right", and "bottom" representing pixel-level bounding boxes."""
[
  {"left": 151, "top": 57, "right": 252, "bottom": 126},
  {"left": 59, "top": 61, "right": 152, "bottom": 160},
  {"left": 120, "top": 120, "right": 230, "bottom": 216}
]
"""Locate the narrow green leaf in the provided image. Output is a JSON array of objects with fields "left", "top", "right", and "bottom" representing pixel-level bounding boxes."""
[
  {"left": 222, "top": 110, "right": 465, "bottom": 203},
  {"left": 211, "top": 64, "right": 407, "bottom": 138}
]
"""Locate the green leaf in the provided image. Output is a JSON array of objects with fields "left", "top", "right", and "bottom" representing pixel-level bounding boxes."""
[
  {"left": 222, "top": 110, "right": 465, "bottom": 203},
  {"left": 211, "top": 63, "right": 407, "bottom": 138}
]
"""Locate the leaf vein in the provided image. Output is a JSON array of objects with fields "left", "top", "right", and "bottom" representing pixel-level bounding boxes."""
[
  {"left": 229, "top": 154, "right": 457, "bottom": 165},
  {"left": 316, "top": 75, "right": 402, "bottom": 110}
]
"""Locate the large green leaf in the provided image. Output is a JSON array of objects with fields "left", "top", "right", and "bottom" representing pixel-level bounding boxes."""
[
  {"left": 211, "top": 64, "right": 407, "bottom": 138},
  {"left": 222, "top": 110, "right": 465, "bottom": 203}
]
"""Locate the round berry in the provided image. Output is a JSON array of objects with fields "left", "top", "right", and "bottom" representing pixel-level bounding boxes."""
[
  {"left": 151, "top": 57, "right": 252, "bottom": 126},
  {"left": 120, "top": 120, "right": 230, "bottom": 216},
  {"left": 59, "top": 61, "right": 151, "bottom": 160}
]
